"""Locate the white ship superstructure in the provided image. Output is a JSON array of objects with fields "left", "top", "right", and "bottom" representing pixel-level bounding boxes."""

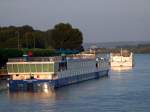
[{"left": 110, "top": 49, "right": 133, "bottom": 67}]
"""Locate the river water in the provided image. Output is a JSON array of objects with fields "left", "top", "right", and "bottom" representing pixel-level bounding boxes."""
[{"left": 0, "top": 54, "right": 150, "bottom": 112}]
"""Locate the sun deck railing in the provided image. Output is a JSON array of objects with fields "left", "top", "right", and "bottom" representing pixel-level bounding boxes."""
[
  {"left": 8, "top": 54, "right": 96, "bottom": 62},
  {"left": 8, "top": 56, "right": 61, "bottom": 62}
]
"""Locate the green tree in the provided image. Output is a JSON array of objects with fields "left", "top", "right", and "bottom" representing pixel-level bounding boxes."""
[
  {"left": 49, "top": 23, "right": 83, "bottom": 51},
  {"left": 22, "top": 31, "right": 46, "bottom": 48}
]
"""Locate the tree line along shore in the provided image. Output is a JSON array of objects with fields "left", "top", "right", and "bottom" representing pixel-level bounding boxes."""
[
  {"left": 0, "top": 23, "right": 84, "bottom": 68},
  {"left": 0, "top": 23, "right": 83, "bottom": 50},
  {"left": 0, "top": 23, "right": 150, "bottom": 69}
]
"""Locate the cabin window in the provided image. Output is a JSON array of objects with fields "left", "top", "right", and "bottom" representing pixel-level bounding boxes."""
[
  {"left": 30, "top": 64, "right": 36, "bottom": 72},
  {"left": 7, "top": 64, "right": 13, "bottom": 73},
  {"left": 13, "top": 64, "right": 18, "bottom": 73},
  {"left": 36, "top": 64, "right": 42, "bottom": 72},
  {"left": 24, "top": 64, "right": 30, "bottom": 72},
  {"left": 49, "top": 64, "right": 53, "bottom": 72},
  {"left": 18, "top": 64, "right": 24, "bottom": 72},
  {"left": 43, "top": 64, "right": 53, "bottom": 72},
  {"left": 43, "top": 64, "right": 49, "bottom": 72},
  {"left": 16, "top": 74, "right": 19, "bottom": 77}
]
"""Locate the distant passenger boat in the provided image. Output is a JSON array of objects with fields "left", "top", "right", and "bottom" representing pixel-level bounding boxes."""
[
  {"left": 7, "top": 53, "right": 109, "bottom": 91},
  {"left": 110, "top": 49, "right": 134, "bottom": 68}
]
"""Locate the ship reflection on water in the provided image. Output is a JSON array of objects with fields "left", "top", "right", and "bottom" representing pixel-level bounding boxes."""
[
  {"left": 111, "top": 66, "right": 133, "bottom": 72},
  {"left": 8, "top": 88, "right": 56, "bottom": 102}
]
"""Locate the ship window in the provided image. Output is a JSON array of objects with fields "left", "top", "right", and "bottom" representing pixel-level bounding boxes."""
[
  {"left": 36, "top": 64, "right": 42, "bottom": 72},
  {"left": 30, "top": 64, "right": 36, "bottom": 72},
  {"left": 7, "top": 64, "right": 13, "bottom": 73},
  {"left": 12, "top": 64, "right": 18, "bottom": 73},
  {"left": 43, "top": 64, "right": 49, "bottom": 72},
  {"left": 16, "top": 74, "right": 19, "bottom": 77},
  {"left": 18, "top": 64, "right": 24, "bottom": 72},
  {"left": 48, "top": 64, "right": 53, "bottom": 72},
  {"left": 24, "top": 64, "right": 30, "bottom": 72}
]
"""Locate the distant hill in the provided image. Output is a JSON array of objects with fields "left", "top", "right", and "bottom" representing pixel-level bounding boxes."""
[{"left": 83, "top": 41, "right": 150, "bottom": 49}]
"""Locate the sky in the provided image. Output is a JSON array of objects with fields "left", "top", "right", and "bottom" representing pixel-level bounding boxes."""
[{"left": 0, "top": 0, "right": 150, "bottom": 43}]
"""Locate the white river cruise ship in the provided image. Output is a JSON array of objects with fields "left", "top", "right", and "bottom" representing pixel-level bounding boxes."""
[
  {"left": 110, "top": 49, "right": 134, "bottom": 68},
  {"left": 7, "top": 53, "right": 109, "bottom": 91}
]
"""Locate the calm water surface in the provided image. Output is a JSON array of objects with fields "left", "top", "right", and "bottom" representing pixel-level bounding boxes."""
[{"left": 0, "top": 54, "right": 150, "bottom": 112}]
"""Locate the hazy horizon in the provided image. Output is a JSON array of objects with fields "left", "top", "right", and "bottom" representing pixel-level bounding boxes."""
[{"left": 0, "top": 0, "right": 150, "bottom": 43}]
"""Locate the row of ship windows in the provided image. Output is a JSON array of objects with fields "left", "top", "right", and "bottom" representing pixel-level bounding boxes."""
[
  {"left": 67, "top": 61, "right": 96, "bottom": 70},
  {"left": 58, "top": 67, "right": 97, "bottom": 78},
  {"left": 67, "top": 61, "right": 106, "bottom": 70},
  {"left": 7, "top": 61, "right": 107, "bottom": 73},
  {"left": 7, "top": 64, "right": 54, "bottom": 73},
  {"left": 59, "top": 60, "right": 102, "bottom": 71},
  {"left": 56, "top": 61, "right": 96, "bottom": 72}
]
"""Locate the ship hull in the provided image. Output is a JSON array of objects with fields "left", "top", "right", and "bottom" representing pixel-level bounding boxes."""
[
  {"left": 9, "top": 70, "right": 109, "bottom": 91},
  {"left": 110, "top": 61, "right": 133, "bottom": 67}
]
